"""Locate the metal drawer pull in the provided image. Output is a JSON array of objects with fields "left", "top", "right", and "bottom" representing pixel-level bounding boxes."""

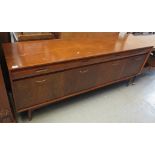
[
  {"left": 35, "top": 79, "right": 46, "bottom": 83},
  {"left": 36, "top": 69, "right": 48, "bottom": 73},
  {"left": 80, "top": 69, "right": 88, "bottom": 73}
]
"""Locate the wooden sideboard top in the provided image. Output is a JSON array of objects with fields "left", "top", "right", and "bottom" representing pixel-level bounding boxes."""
[{"left": 2, "top": 34, "right": 155, "bottom": 71}]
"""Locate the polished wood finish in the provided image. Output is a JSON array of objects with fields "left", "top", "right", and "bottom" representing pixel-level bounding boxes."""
[
  {"left": 2, "top": 34, "right": 153, "bottom": 71},
  {"left": 11, "top": 48, "right": 148, "bottom": 80},
  {"left": 2, "top": 33, "right": 154, "bottom": 120}
]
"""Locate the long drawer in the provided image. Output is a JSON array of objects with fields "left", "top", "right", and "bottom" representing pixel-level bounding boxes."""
[
  {"left": 11, "top": 48, "right": 149, "bottom": 80},
  {"left": 13, "top": 54, "right": 147, "bottom": 111}
]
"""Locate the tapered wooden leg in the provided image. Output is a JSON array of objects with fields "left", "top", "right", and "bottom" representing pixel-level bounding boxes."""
[{"left": 28, "top": 110, "right": 32, "bottom": 121}]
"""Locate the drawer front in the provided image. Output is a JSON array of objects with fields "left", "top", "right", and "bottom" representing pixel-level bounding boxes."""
[
  {"left": 95, "top": 60, "right": 126, "bottom": 84},
  {"left": 11, "top": 48, "right": 149, "bottom": 80},
  {"left": 13, "top": 72, "right": 65, "bottom": 111},
  {"left": 63, "top": 65, "right": 100, "bottom": 95}
]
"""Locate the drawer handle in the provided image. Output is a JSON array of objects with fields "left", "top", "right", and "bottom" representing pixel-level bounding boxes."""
[
  {"left": 36, "top": 69, "right": 48, "bottom": 73},
  {"left": 35, "top": 79, "right": 46, "bottom": 83},
  {"left": 80, "top": 69, "right": 88, "bottom": 73}
]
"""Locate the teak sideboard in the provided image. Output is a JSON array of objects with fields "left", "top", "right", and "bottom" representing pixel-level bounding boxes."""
[{"left": 2, "top": 34, "right": 154, "bottom": 120}]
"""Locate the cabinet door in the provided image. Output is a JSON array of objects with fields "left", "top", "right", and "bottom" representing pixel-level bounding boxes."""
[
  {"left": 122, "top": 54, "right": 147, "bottom": 77},
  {"left": 95, "top": 59, "right": 126, "bottom": 84},
  {"left": 13, "top": 72, "right": 65, "bottom": 111},
  {"left": 63, "top": 64, "right": 99, "bottom": 95},
  {"left": 63, "top": 59, "right": 126, "bottom": 95}
]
